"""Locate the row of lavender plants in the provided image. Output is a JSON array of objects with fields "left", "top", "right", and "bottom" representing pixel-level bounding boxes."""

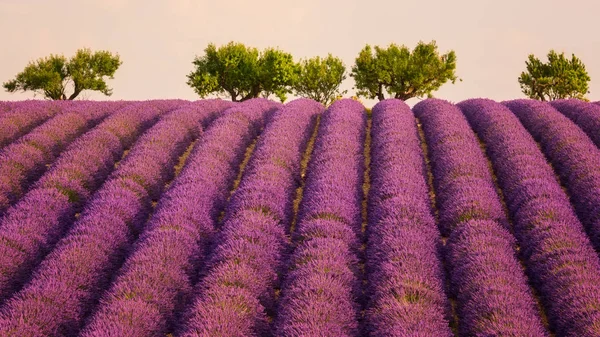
[
  {"left": 274, "top": 99, "right": 366, "bottom": 337},
  {"left": 176, "top": 98, "right": 323, "bottom": 336},
  {"left": 414, "top": 98, "right": 547, "bottom": 336},
  {"left": 505, "top": 100, "right": 600, "bottom": 252},
  {"left": 0, "top": 102, "right": 12, "bottom": 113},
  {"left": 550, "top": 99, "right": 600, "bottom": 149},
  {"left": 365, "top": 99, "right": 452, "bottom": 336},
  {"left": 0, "top": 102, "right": 125, "bottom": 215},
  {"left": 0, "top": 100, "right": 68, "bottom": 148},
  {"left": 0, "top": 102, "right": 228, "bottom": 336},
  {"left": 79, "top": 99, "right": 279, "bottom": 337},
  {"left": 0, "top": 101, "right": 170, "bottom": 304},
  {"left": 458, "top": 99, "right": 600, "bottom": 336}
]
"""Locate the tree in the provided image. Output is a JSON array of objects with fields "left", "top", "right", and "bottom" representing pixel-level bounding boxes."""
[
  {"left": 518, "top": 50, "right": 590, "bottom": 101},
  {"left": 3, "top": 48, "right": 122, "bottom": 100},
  {"left": 350, "top": 41, "right": 459, "bottom": 101},
  {"left": 293, "top": 54, "right": 347, "bottom": 106},
  {"left": 186, "top": 42, "right": 297, "bottom": 102}
]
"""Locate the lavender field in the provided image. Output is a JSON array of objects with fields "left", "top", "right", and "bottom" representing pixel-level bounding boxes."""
[{"left": 0, "top": 97, "right": 599, "bottom": 337}]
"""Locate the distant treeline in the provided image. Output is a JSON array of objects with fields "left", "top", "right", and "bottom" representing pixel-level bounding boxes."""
[{"left": 3, "top": 43, "right": 591, "bottom": 104}]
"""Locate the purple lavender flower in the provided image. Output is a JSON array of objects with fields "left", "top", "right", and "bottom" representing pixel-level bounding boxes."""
[
  {"left": 459, "top": 98, "right": 600, "bottom": 337},
  {"left": 364, "top": 99, "right": 453, "bottom": 337},
  {"left": 0, "top": 102, "right": 121, "bottom": 215},
  {"left": 177, "top": 98, "right": 323, "bottom": 337},
  {"left": 79, "top": 99, "right": 280, "bottom": 337},
  {"left": 550, "top": 99, "right": 600, "bottom": 149},
  {"left": 0, "top": 102, "right": 163, "bottom": 304},
  {"left": 275, "top": 99, "right": 365, "bottom": 337},
  {"left": 0, "top": 104, "right": 222, "bottom": 336},
  {"left": 0, "top": 100, "right": 65, "bottom": 149},
  {"left": 505, "top": 99, "right": 600, "bottom": 252},
  {"left": 414, "top": 98, "right": 547, "bottom": 336}
]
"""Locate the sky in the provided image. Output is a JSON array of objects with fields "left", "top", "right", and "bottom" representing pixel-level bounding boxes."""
[{"left": 1, "top": 0, "right": 599, "bottom": 107}]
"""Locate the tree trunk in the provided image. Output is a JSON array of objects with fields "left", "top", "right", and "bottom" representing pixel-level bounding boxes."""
[
  {"left": 395, "top": 92, "right": 414, "bottom": 101},
  {"left": 240, "top": 85, "right": 261, "bottom": 101},
  {"left": 67, "top": 90, "right": 81, "bottom": 100},
  {"left": 377, "top": 83, "right": 385, "bottom": 101}
]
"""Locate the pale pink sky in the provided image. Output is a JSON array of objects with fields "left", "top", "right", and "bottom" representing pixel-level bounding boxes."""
[{"left": 1, "top": 0, "right": 598, "bottom": 106}]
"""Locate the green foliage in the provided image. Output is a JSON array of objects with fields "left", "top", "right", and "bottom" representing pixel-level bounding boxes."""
[
  {"left": 350, "top": 41, "right": 459, "bottom": 101},
  {"left": 518, "top": 50, "right": 590, "bottom": 101},
  {"left": 187, "top": 42, "right": 297, "bottom": 102},
  {"left": 3, "top": 48, "right": 121, "bottom": 100},
  {"left": 293, "top": 54, "right": 347, "bottom": 106}
]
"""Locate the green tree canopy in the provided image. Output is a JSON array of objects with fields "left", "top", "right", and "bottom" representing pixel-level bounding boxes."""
[
  {"left": 3, "top": 48, "right": 122, "bottom": 100},
  {"left": 293, "top": 54, "right": 347, "bottom": 106},
  {"left": 350, "top": 41, "right": 458, "bottom": 101},
  {"left": 518, "top": 50, "right": 590, "bottom": 101},
  {"left": 187, "top": 42, "right": 297, "bottom": 102}
]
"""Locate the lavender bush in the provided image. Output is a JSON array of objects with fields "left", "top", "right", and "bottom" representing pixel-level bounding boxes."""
[
  {"left": 505, "top": 99, "right": 600, "bottom": 252},
  {"left": 0, "top": 103, "right": 223, "bottom": 336},
  {"left": 79, "top": 99, "right": 279, "bottom": 337},
  {"left": 365, "top": 99, "right": 453, "bottom": 336},
  {"left": 414, "top": 98, "right": 547, "bottom": 336},
  {"left": 550, "top": 99, "right": 600, "bottom": 149},
  {"left": 0, "top": 102, "right": 163, "bottom": 303},
  {"left": 0, "top": 100, "right": 65, "bottom": 149},
  {"left": 275, "top": 99, "right": 365, "bottom": 337},
  {"left": 177, "top": 98, "right": 323, "bottom": 337},
  {"left": 0, "top": 102, "right": 123, "bottom": 215},
  {"left": 459, "top": 98, "right": 600, "bottom": 337}
]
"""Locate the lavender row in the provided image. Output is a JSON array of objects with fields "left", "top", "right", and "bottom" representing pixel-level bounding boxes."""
[
  {"left": 0, "top": 102, "right": 124, "bottom": 215},
  {"left": 0, "top": 103, "right": 221, "bottom": 336},
  {"left": 505, "top": 99, "right": 600, "bottom": 252},
  {"left": 275, "top": 99, "right": 366, "bottom": 337},
  {"left": 80, "top": 99, "right": 279, "bottom": 337},
  {"left": 458, "top": 98, "right": 600, "bottom": 336},
  {"left": 0, "top": 100, "right": 66, "bottom": 148},
  {"left": 178, "top": 98, "right": 323, "bottom": 337},
  {"left": 0, "top": 102, "right": 12, "bottom": 114},
  {"left": 414, "top": 98, "right": 547, "bottom": 336},
  {"left": 365, "top": 99, "right": 452, "bottom": 336},
  {"left": 0, "top": 102, "right": 164, "bottom": 303},
  {"left": 550, "top": 99, "right": 600, "bottom": 149}
]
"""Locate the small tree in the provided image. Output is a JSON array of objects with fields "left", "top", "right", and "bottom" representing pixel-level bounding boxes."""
[
  {"left": 187, "top": 42, "right": 297, "bottom": 102},
  {"left": 3, "top": 48, "right": 122, "bottom": 100},
  {"left": 351, "top": 41, "right": 458, "bottom": 101},
  {"left": 518, "top": 50, "right": 590, "bottom": 101},
  {"left": 293, "top": 54, "right": 347, "bottom": 106}
]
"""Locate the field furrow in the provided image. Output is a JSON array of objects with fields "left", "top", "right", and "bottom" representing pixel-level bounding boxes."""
[{"left": 0, "top": 96, "right": 597, "bottom": 336}]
